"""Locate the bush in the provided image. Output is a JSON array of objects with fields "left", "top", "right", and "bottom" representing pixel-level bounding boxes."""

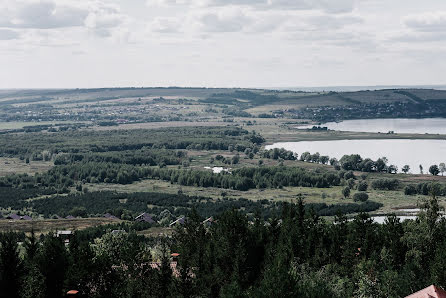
[
  {"left": 404, "top": 185, "right": 417, "bottom": 195},
  {"left": 344, "top": 171, "right": 355, "bottom": 180},
  {"left": 371, "top": 179, "right": 400, "bottom": 190},
  {"left": 353, "top": 192, "right": 369, "bottom": 202},
  {"left": 347, "top": 178, "right": 355, "bottom": 189},
  {"left": 342, "top": 187, "right": 351, "bottom": 198},
  {"left": 357, "top": 181, "right": 368, "bottom": 191}
]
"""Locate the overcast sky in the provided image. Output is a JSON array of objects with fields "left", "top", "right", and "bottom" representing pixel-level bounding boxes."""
[{"left": 1, "top": 0, "right": 446, "bottom": 88}]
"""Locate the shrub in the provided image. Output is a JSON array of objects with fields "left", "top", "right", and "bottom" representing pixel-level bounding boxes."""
[
  {"left": 344, "top": 171, "right": 355, "bottom": 180},
  {"left": 404, "top": 185, "right": 417, "bottom": 195},
  {"left": 342, "top": 187, "right": 351, "bottom": 198},
  {"left": 371, "top": 179, "right": 400, "bottom": 190},
  {"left": 357, "top": 181, "right": 368, "bottom": 191},
  {"left": 353, "top": 192, "right": 369, "bottom": 202}
]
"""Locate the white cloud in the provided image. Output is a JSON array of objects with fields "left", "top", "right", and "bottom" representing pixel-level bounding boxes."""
[
  {"left": 0, "top": 29, "right": 20, "bottom": 40},
  {"left": 0, "top": 1, "right": 88, "bottom": 29},
  {"left": 194, "top": 8, "right": 252, "bottom": 32},
  {"left": 2, "top": 0, "right": 446, "bottom": 88},
  {"left": 148, "top": 0, "right": 356, "bottom": 13},
  {"left": 149, "top": 17, "right": 182, "bottom": 33},
  {"left": 0, "top": 0, "right": 126, "bottom": 36},
  {"left": 404, "top": 12, "right": 446, "bottom": 32}
]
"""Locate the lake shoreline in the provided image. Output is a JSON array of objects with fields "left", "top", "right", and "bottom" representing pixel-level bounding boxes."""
[{"left": 266, "top": 139, "right": 446, "bottom": 174}]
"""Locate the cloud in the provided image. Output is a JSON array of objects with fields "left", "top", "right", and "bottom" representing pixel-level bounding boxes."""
[
  {"left": 304, "top": 14, "right": 362, "bottom": 30},
  {"left": 267, "top": 0, "right": 355, "bottom": 13},
  {"left": 148, "top": 0, "right": 357, "bottom": 13},
  {"left": 391, "top": 32, "right": 446, "bottom": 43},
  {"left": 0, "top": 0, "right": 125, "bottom": 36},
  {"left": 149, "top": 17, "right": 182, "bottom": 33},
  {"left": 0, "top": 29, "right": 20, "bottom": 40},
  {"left": 404, "top": 12, "right": 446, "bottom": 32},
  {"left": 0, "top": 1, "right": 88, "bottom": 29},
  {"left": 195, "top": 8, "right": 252, "bottom": 32}
]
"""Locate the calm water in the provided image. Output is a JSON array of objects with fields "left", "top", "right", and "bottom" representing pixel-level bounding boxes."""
[
  {"left": 298, "top": 118, "right": 446, "bottom": 134},
  {"left": 266, "top": 139, "right": 446, "bottom": 173},
  {"left": 371, "top": 216, "right": 417, "bottom": 224}
]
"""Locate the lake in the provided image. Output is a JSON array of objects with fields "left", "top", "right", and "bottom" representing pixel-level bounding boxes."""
[
  {"left": 371, "top": 216, "right": 417, "bottom": 224},
  {"left": 265, "top": 139, "right": 446, "bottom": 173},
  {"left": 298, "top": 118, "right": 446, "bottom": 134}
]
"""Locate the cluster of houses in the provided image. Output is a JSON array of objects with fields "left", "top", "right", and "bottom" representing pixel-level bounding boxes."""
[
  {"left": 134, "top": 212, "right": 214, "bottom": 228},
  {"left": 3, "top": 213, "right": 32, "bottom": 220},
  {"left": 1, "top": 211, "right": 214, "bottom": 229}
]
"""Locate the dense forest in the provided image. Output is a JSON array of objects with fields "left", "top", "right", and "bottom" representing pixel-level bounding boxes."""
[
  {"left": 0, "top": 127, "right": 260, "bottom": 159},
  {"left": 0, "top": 188, "right": 382, "bottom": 220},
  {"left": 0, "top": 192, "right": 444, "bottom": 297}
]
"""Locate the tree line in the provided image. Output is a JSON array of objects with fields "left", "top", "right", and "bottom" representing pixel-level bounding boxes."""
[{"left": 0, "top": 192, "right": 445, "bottom": 297}]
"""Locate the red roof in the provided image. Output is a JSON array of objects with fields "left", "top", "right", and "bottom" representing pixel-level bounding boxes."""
[
  {"left": 67, "top": 290, "right": 79, "bottom": 295},
  {"left": 171, "top": 253, "right": 180, "bottom": 257},
  {"left": 406, "top": 285, "right": 446, "bottom": 298}
]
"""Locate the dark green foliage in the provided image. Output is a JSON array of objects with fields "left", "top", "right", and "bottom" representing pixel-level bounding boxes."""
[
  {"left": 404, "top": 185, "right": 418, "bottom": 195},
  {"left": 344, "top": 171, "right": 355, "bottom": 180},
  {"left": 371, "top": 178, "right": 400, "bottom": 190},
  {"left": 429, "top": 165, "right": 440, "bottom": 176},
  {"left": 404, "top": 183, "right": 446, "bottom": 196},
  {"left": 0, "top": 126, "right": 256, "bottom": 158},
  {"left": 54, "top": 149, "right": 185, "bottom": 167},
  {"left": 340, "top": 154, "right": 363, "bottom": 171},
  {"left": 342, "top": 186, "right": 351, "bottom": 198},
  {"left": 25, "top": 190, "right": 379, "bottom": 219},
  {"left": 307, "top": 201, "right": 382, "bottom": 216},
  {"left": 144, "top": 165, "right": 341, "bottom": 191},
  {"left": 0, "top": 232, "right": 23, "bottom": 297},
  {"left": 353, "top": 192, "right": 369, "bottom": 202},
  {"left": 357, "top": 181, "right": 368, "bottom": 191},
  {"left": 262, "top": 148, "right": 296, "bottom": 160},
  {"left": 36, "top": 235, "right": 69, "bottom": 298},
  {"left": 3, "top": 197, "right": 445, "bottom": 297},
  {"left": 0, "top": 187, "right": 56, "bottom": 210}
]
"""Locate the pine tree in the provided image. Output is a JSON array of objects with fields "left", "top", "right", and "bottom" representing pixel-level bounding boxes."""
[{"left": 0, "top": 232, "right": 23, "bottom": 297}]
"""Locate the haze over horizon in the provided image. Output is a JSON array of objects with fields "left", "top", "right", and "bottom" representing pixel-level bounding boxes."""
[{"left": 1, "top": 0, "right": 446, "bottom": 88}]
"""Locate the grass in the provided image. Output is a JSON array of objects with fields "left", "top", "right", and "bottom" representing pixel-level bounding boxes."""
[
  {"left": 84, "top": 175, "right": 446, "bottom": 215},
  {"left": 0, "top": 121, "right": 84, "bottom": 130},
  {"left": 91, "top": 120, "right": 228, "bottom": 131},
  {"left": 136, "top": 226, "right": 173, "bottom": 237},
  {"left": 0, "top": 157, "right": 53, "bottom": 176},
  {"left": 0, "top": 217, "right": 122, "bottom": 235}
]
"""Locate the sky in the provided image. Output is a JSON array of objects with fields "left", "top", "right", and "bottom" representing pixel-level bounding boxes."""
[{"left": 1, "top": 0, "right": 446, "bottom": 89}]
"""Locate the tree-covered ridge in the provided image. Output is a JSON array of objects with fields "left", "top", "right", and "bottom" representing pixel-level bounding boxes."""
[
  {"left": 0, "top": 126, "right": 261, "bottom": 158},
  {"left": 0, "top": 194, "right": 444, "bottom": 297}
]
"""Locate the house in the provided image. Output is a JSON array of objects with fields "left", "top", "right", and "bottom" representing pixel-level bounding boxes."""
[
  {"left": 57, "top": 230, "right": 73, "bottom": 237},
  {"left": 111, "top": 230, "right": 126, "bottom": 235},
  {"left": 57, "top": 230, "right": 73, "bottom": 245},
  {"left": 21, "top": 215, "right": 32, "bottom": 220},
  {"left": 202, "top": 217, "right": 214, "bottom": 227},
  {"left": 169, "top": 216, "right": 186, "bottom": 227},
  {"left": 104, "top": 213, "right": 119, "bottom": 220},
  {"left": 135, "top": 212, "right": 155, "bottom": 223},
  {"left": 6, "top": 214, "right": 21, "bottom": 220},
  {"left": 406, "top": 285, "right": 446, "bottom": 298},
  {"left": 67, "top": 290, "right": 79, "bottom": 296},
  {"left": 66, "top": 215, "right": 75, "bottom": 219}
]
